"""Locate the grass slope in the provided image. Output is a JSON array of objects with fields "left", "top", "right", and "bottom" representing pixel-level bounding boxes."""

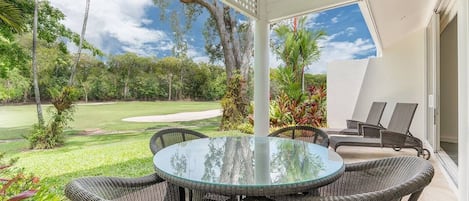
[
  {"left": 1, "top": 101, "right": 248, "bottom": 199},
  {"left": 0, "top": 101, "right": 219, "bottom": 141}
]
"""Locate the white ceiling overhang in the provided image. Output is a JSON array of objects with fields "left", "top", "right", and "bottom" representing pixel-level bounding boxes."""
[
  {"left": 361, "top": 0, "right": 438, "bottom": 50},
  {"left": 265, "top": 0, "right": 358, "bottom": 23},
  {"left": 222, "top": 0, "right": 441, "bottom": 57},
  {"left": 221, "top": 0, "right": 358, "bottom": 22}
]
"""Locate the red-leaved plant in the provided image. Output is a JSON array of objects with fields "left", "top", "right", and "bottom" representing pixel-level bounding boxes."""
[
  {"left": 269, "top": 84, "right": 327, "bottom": 129},
  {"left": 0, "top": 153, "right": 38, "bottom": 201}
]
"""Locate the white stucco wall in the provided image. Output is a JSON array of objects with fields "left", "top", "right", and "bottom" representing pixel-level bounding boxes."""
[
  {"left": 327, "top": 29, "right": 426, "bottom": 139},
  {"left": 327, "top": 59, "right": 369, "bottom": 128},
  {"left": 356, "top": 29, "right": 426, "bottom": 139}
]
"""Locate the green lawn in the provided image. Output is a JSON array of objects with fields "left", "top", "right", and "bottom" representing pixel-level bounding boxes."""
[
  {"left": 0, "top": 101, "right": 220, "bottom": 140},
  {"left": 0, "top": 101, "right": 247, "bottom": 199}
]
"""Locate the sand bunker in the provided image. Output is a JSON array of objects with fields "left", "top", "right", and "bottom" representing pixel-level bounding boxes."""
[{"left": 122, "top": 109, "right": 222, "bottom": 123}]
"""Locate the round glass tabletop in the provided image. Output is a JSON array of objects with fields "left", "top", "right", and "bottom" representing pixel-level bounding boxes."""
[{"left": 153, "top": 136, "right": 343, "bottom": 191}]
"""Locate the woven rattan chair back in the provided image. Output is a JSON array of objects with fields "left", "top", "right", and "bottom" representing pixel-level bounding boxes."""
[
  {"left": 65, "top": 174, "right": 180, "bottom": 201},
  {"left": 150, "top": 128, "right": 208, "bottom": 155},
  {"left": 316, "top": 156, "right": 433, "bottom": 201},
  {"left": 273, "top": 156, "right": 434, "bottom": 201},
  {"left": 268, "top": 125, "right": 329, "bottom": 147}
]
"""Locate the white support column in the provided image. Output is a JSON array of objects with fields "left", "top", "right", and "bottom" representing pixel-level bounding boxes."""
[
  {"left": 458, "top": 0, "right": 469, "bottom": 200},
  {"left": 254, "top": 18, "right": 270, "bottom": 137}
]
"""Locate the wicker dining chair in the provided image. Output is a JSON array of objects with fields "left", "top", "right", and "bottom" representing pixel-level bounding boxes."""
[
  {"left": 149, "top": 128, "right": 230, "bottom": 201},
  {"left": 269, "top": 125, "right": 329, "bottom": 147},
  {"left": 65, "top": 173, "right": 180, "bottom": 201},
  {"left": 272, "top": 156, "right": 434, "bottom": 201},
  {"left": 149, "top": 128, "right": 208, "bottom": 155}
]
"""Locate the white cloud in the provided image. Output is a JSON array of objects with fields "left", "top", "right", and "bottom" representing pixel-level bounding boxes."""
[
  {"left": 187, "top": 47, "right": 210, "bottom": 63},
  {"left": 304, "top": 13, "right": 322, "bottom": 29},
  {"left": 331, "top": 17, "right": 339, "bottom": 23},
  {"left": 49, "top": 0, "right": 173, "bottom": 56},
  {"left": 345, "top": 27, "right": 357, "bottom": 36},
  {"left": 270, "top": 38, "right": 375, "bottom": 74},
  {"left": 307, "top": 38, "right": 375, "bottom": 74}
]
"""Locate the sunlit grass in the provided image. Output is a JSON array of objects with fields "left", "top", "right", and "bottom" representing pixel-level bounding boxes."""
[
  {"left": 0, "top": 101, "right": 220, "bottom": 139},
  {"left": 0, "top": 101, "right": 249, "bottom": 198},
  {"left": 13, "top": 129, "right": 246, "bottom": 199}
]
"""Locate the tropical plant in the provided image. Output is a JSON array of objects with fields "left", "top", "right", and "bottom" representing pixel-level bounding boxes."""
[
  {"left": 269, "top": 84, "right": 327, "bottom": 128},
  {"left": 274, "top": 66, "right": 304, "bottom": 102},
  {"left": 0, "top": 0, "right": 24, "bottom": 33},
  {"left": 26, "top": 87, "right": 79, "bottom": 149},
  {"left": 273, "top": 17, "right": 325, "bottom": 91},
  {"left": 268, "top": 16, "right": 327, "bottom": 129},
  {"left": 0, "top": 153, "right": 37, "bottom": 201},
  {"left": 0, "top": 153, "right": 61, "bottom": 201}
]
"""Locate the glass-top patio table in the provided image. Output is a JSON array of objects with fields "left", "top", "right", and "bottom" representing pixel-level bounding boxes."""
[{"left": 153, "top": 136, "right": 344, "bottom": 199}]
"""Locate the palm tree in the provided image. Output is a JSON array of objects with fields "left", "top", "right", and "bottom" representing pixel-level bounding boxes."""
[
  {"left": 274, "top": 17, "right": 325, "bottom": 92},
  {"left": 32, "top": 0, "right": 44, "bottom": 125},
  {"left": 0, "top": 0, "right": 24, "bottom": 33},
  {"left": 69, "top": 0, "right": 91, "bottom": 86}
]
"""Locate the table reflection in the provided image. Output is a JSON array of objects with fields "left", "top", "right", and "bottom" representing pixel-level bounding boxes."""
[
  {"left": 255, "top": 136, "right": 270, "bottom": 184},
  {"left": 156, "top": 136, "right": 341, "bottom": 186},
  {"left": 270, "top": 139, "right": 324, "bottom": 183}
]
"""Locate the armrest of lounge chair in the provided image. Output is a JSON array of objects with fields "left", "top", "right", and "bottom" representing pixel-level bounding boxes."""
[
  {"left": 346, "top": 120, "right": 364, "bottom": 129},
  {"left": 380, "top": 130, "right": 407, "bottom": 147},
  {"left": 360, "top": 124, "right": 383, "bottom": 138}
]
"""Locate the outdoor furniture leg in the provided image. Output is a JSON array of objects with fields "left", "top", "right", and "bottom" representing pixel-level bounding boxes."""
[
  {"left": 179, "top": 187, "right": 186, "bottom": 201},
  {"left": 191, "top": 190, "right": 205, "bottom": 201}
]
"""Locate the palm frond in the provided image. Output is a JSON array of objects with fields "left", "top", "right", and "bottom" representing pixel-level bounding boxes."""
[{"left": 0, "top": 0, "right": 24, "bottom": 33}]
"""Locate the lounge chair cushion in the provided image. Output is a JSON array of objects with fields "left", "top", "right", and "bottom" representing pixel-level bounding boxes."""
[{"left": 329, "top": 136, "right": 380, "bottom": 150}]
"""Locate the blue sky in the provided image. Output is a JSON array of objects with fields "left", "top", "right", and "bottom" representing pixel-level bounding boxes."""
[{"left": 50, "top": 1, "right": 375, "bottom": 74}]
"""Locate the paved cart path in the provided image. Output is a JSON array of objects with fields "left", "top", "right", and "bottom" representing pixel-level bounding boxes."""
[{"left": 122, "top": 109, "right": 222, "bottom": 122}]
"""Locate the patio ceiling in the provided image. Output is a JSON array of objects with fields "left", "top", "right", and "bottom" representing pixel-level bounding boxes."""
[
  {"left": 362, "top": 0, "right": 438, "bottom": 49},
  {"left": 222, "top": 0, "right": 440, "bottom": 55}
]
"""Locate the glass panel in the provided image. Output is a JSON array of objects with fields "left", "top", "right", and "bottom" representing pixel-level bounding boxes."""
[{"left": 153, "top": 136, "right": 343, "bottom": 186}]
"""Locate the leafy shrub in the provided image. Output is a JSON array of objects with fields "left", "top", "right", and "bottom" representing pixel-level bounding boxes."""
[
  {"left": 269, "top": 84, "right": 327, "bottom": 128},
  {"left": 0, "top": 153, "right": 38, "bottom": 201},
  {"left": 237, "top": 122, "right": 254, "bottom": 134},
  {"left": 25, "top": 87, "right": 79, "bottom": 149}
]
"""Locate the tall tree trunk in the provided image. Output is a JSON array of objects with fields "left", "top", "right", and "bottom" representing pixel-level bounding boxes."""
[
  {"left": 23, "top": 90, "right": 28, "bottom": 103},
  {"left": 69, "top": 0, "right": 91, "bottom": 86},
  {"left": 32, "top": 0, "right": 44, "bottom": 126},
  {"left": 179, "top": 63, "right": 183, "bottom": 100},
  {"left": 177, "top": 0, "right": 253, "bottom": 130},
  {"left": 124, "top": 67, "right": 130, "bottom": 99},
  {"left": 83, "top": 82, "right": 89, "bottom": 103},
  {"left": 168, "top": 73, "right": 172, "bottom": 101}
]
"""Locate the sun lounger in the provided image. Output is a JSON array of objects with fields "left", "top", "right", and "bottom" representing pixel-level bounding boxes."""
[
  {"left": 326, "top": 102, "right": 386, "bottom": 135},
  {"left": 329, "top": 103, "right": 431, "bottom": 159}
]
